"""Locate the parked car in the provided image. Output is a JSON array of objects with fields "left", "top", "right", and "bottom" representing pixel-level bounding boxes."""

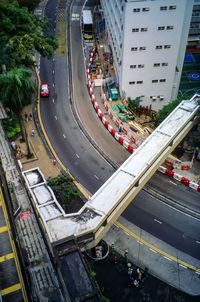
[{"left": 40, "top": 82, "right": 50, "bottom": 97}]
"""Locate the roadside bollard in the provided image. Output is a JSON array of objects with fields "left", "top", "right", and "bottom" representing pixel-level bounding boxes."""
[{"left": 124, "top": 250, "right": 128, "bottom": 265}]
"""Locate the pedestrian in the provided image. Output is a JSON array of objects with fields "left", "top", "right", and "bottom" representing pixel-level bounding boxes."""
[
  {"left": 24, "top": 112, "right": 28, "bottom": 122},
  {"left": 31, "top": 129, "right": 35, "bottom": 136},
  {"left": 29, "top": 112, "right": 33, "bottom": 121}
]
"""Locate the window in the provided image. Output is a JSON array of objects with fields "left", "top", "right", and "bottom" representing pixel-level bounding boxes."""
[
  {"left": 132, "top": 28, "right": 139, "bottom": 32},
  {"left": 154, "top": 63, "right": 160, "bottom": 67},
  {"left": 169, "top": 5, "right": 176, "bottom": 10},
  {"left": 159, "top": 96, "right": 164, "bottom": 100},
  {"left": 158, "top": 26, "right": 165, "bottom": 30},
  {"left": 150, "top": 96, "right": 157, "bottom": 100},
  {"left": 142, "top": 7, "right": 150, "bottom": 12},
  {"left": 141, "top": 27, "right": 148, "bottom": 32},
  {"left": 152, "top": 80, "right": 158, "bottom": 83},
  {"left": 137, "top": 81, "right": 143, "bottom": 84},
  {"left": 164, "top": 45, "right": 171, "bottom": 49},
  {"left": 162, "top": 62, "right": 168, "bottom": 66},
  {"left": 129, "top": 81, "right": 135, "bottom": 85},
  {"left": 160, "top": 6, "right": 167, "bottom": 10},
  {"left": 133, "top": 8, "right": 140, "bottom": 12},
  {"left": 130, "top": 65, "right": 136, "bottom": 69},
  {"left": 160, "top": 79, "right": 166, "bottom": 82},
  {"left": 131, "top": 47, "right": 138, "bottom": 51},
  {"left": 139, "top": 46, "right": 146, "bottom": 51},
  {"left": 138, "top": 64, "right": 144, "bottom": 68},
  {"left": 156, "top": 45, "right": 162, "bottom": 49},
  {"left": 167, "top": 25, "right": 174, "bottom": 30}
]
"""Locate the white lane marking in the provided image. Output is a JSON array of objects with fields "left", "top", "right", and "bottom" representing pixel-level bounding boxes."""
[
  {"left": 179, "top": 264, "right": 187, "bottom": 269},
  {"left": 52, "top": 99, "right": 55, "bottom": 103},
  {"left": 53, "top": 70, "right": 55, "bottom": 74},
  {"left": 55, "top": 116, "right": 57, "bottom": 120},
  {"left": 53, "top": 58, "right": 55, "bottom": 61},
  {"left": 196, "top": 241, "right": 200, "bottom": 244},
  {"left": 137, "top": 240, "right": 143, "bottom": 245},
  {"left": 52, "top": 83, "right": 55, "bottom": 87},
  {"left": 63, "top": 134, "right": 66, "bottom": 139},
  {"left": 76, "top": 154, "right": 80, "bottom": 158},
  {"left": 149, "top": 248, "right": 157, "bottom": 253},
  {"left": 124, "top": 231, "right": 129, "bottom": 236},
  {"left": 195, "top": 272, "right": 200, "bottom": 275},
  {"left": 164, "top": 256, "right": 172, "bottom": 262},
  {"left": 169, "top": 180, "right": 177, "bottom": 186},
  {"left": 94, "top": 174, "right": 99, "bottom": 180},
  {"left": 154, "top": 219, "right": 162, "bottom": 224}
]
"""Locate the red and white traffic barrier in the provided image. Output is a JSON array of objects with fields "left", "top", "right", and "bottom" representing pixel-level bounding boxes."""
[
  {"left": 87, "top": 46, "right": 134, "bottom": 154},
  {"left": 158, "top": 167, "right": 200, "bottom": 192}
]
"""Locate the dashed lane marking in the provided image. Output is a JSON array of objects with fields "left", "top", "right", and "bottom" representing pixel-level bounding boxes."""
[
  {"left": 63, "top": 134, "right": 66, "bottom": 139},
  {"left": 154, "top": 218, "right": 162, "bottom": 224},
  {"left": 179, "top": 264, "right": 187, "bottom": 269},
  {"left": 149, "top": 248, "right": 157, "bottom": 253},
  {"left": 169, "top": 180, "right": 177, "bottom": 186},
  {"left": 115, "top": 221, "right": 200, "bottom": 272},
  {"left": 196, "top": 241, "right": 200, "bottom": 244},
  {"left": 94, "top": 175, "right": 99, "bottom": 180},
  {"left": 76, "top": 154, "right": 80, "bottom": 158},
  {"left": 55, "top": 116, "right": 57, "bottom": 120},
  {"left": 164, "top": 256, "right": 172, "bottom": 262}
]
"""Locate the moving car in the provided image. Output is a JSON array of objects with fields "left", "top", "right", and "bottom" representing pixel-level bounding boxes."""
[{"left": 40, "top": 82, "right": 50, "bottom": 97}]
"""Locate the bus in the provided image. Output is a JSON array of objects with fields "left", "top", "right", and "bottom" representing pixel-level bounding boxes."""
[{"left": 82, "top": 10, "right": 93, "bottom": 40}]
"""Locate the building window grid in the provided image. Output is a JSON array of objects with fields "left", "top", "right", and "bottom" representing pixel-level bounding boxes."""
[
  {"left": 130, "top": 65, "right": 137, "bottom": 69},
  {"left": 158, "top": 26, "right": 165, "bottom": 30},
  {"left": 164, "top": 45, "right": 171, "bottom": 49},
  {"left": 167, "top": 25, "right": 174, "bottom": 30},
  {"left": 139, "top": 46, "right": 146, "bottom": 51},
  {"left": 141, "top": 27, "right": 148, "bottom": 32},
  {"left": 137, "top": 81, "right": 143, "bottom": 84},
  {"left": 142, "top": 7, "right": 150, "bottom": 12},
  {"left": 133, "top": 8, "right": 140, "bottom": 12},
  {"left": 169, "top": 5, "right": 176, "bottom": 10},
  {"left": 132, "top": 28, "right": 139, "bottom": 32},
  {"left": 129, "top": 81, "right": 135, "bottom": 85},
  {"left": 154, "top": 63, "right": 160, "bottom": 67},
  {"left": 160, "top": 6, "right": 167, "bottom": 11},
  {"left": 162, "top": 62, "right": 168, "bottom": 66},
  {"left": 152, "top": 80, "right": 158, "bottom": 83},
  {"left": 160, "top": 79, "right": 166, "bottom": 82},
  {"left": 138, "top": 64, "right": 144, "bottom": 68},
  {"left": 156, "top": 45, "right": 162, "bottom": 49},
  {"left": 131, "top": 47, "right": 138, "bottom": 51}
]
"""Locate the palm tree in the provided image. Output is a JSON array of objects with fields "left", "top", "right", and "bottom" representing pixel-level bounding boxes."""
[{"left": 0, "top": 67, "right": 36, "bottom": 156}]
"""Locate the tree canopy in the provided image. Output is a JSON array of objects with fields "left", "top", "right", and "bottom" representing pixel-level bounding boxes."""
[
  {"left": 155, "top": 96, "right": 190, "bottom": 126},
  {"left": 0, "top": 0, "right": 57, "bottom": 70}
]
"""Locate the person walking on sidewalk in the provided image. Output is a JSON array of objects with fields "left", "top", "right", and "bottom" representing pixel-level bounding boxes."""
[
  {"left": 31, "top": 129, "right": 35, "bottom": 136},
  {"left": 29, "top": 112, "right": 33, "bottom": 121}
]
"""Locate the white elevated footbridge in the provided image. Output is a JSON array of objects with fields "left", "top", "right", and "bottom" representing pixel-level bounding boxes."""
[{"left": 23, "top": 95, "right": 199, "bottom": 251}]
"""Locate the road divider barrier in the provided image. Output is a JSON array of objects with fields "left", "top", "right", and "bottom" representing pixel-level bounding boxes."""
[{"left": 87, "top": 46, "right": 134, "bottom": 153}]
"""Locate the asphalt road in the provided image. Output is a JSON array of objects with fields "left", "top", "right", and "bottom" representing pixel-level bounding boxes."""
[{"left": 39, "top": 0, "right": 200, "bottom": 258}]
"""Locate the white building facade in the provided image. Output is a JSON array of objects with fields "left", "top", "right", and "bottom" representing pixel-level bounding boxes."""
[{"left": 100, "top": 0, "right": 194, "bottom": 110}]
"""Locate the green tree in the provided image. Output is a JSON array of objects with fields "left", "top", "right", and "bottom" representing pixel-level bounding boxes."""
[
  {"left": 0, "top": 0, "right": 57, "bottom": 70},
  {"left": 0, "top": 67, "right": 35, "bottom": 155},
  {"left": 155, "top": 96, "right": 191, "bottom": 126}
]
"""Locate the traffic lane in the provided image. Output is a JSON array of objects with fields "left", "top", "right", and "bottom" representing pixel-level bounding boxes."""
[
  {"left": 123, "top": 190, "right": 200, "bottom": 260},
  {"left": 40, "top": 56, "right": 115, "bottom": 193},
  {"left": 71, "top": 6, "right": 129, "bottom": 166},
  {"left": 148, "top": 171, "right": 200, "bottom": 212}
]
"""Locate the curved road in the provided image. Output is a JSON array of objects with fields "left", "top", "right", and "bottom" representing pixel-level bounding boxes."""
[{"left": 39, "top": 0, "right": 200, "bottom": 259}]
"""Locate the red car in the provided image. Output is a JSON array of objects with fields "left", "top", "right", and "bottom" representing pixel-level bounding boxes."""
[{"left": 40, "top": 82, "right": 50, "bottom": 97}]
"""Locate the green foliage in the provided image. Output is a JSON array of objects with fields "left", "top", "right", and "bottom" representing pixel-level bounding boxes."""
[
  {"left": 0, "top": 0, "right": 57, "bottom": 69},
  {"left": 2, "top": 113, "right": 20, "bottom": 138},
  {"left": 47, "top": 175, "right": 81, "bottom": 210},
  {"left": 102, "top": 297, "right": 110, "bottom": 302},
  {"left": 0, "top": 67, "right": 35, "bottom": 114},
  {"left": 155, "top": 96, "right": 190, "bottom": 126},
  {"left": 127, "top": 96, "right": 143, "bottom": 111}
]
